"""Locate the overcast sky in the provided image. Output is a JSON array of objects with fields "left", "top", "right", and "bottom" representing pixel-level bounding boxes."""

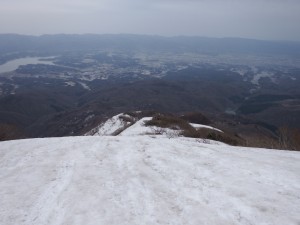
[{"left": 0, "top": 0, "right": 299, "bottom": 41}]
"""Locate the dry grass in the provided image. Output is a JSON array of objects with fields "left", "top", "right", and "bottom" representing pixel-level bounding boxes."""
[
  {"left": 145, "top": 114, "right": 194, "bottom": 131},
  {"left": 136, "top": 112, "right": 300, "bottom": 150},
  {"left": 180, "top": 112, "right": 211, "bottom": 125},
  {"left": 277, "top": 126, "right": 300, "bottom": 151},
  {"left": 145, "top": 114, "right": 243, "bottom": 146},
  {"left": 0, "top": 123, "right": 25, "bottom": 141}
]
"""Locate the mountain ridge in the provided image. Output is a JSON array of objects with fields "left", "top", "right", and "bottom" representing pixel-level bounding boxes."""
[{"left": 1, "top": 34, "right": 300, "bottom": 57}]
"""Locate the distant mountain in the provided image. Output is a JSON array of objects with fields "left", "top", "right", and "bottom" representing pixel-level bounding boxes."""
[{"left": 0, "top": 34, "right": 300, "bottom": 57}]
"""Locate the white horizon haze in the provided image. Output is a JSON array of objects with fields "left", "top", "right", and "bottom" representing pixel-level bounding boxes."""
[{"left": 0, "top": 0, "right": 300, "bottom": 41}]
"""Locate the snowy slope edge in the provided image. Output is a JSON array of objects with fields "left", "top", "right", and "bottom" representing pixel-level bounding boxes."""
[
  {"left": 0, "top": 135, "right": 299, "bottom": 225},
  {"left": 86, "top": 113, "right": 222, "bottom": 137}
]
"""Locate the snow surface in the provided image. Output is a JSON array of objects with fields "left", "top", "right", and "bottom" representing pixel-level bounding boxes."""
[{"left": 1, "top": 136, "right": 300, "bottom": 225}]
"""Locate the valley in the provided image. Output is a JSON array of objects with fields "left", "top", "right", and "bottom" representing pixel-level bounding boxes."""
[
  {"left": 1, "top": 1, "right": 300, "bottom": 224},
  {"left": 0, "top": 34, "right": 299, "bottom": 149}
]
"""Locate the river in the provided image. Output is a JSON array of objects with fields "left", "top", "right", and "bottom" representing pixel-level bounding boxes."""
[{"left": 0, "top": 57, "right": 55, "bottom": 74}]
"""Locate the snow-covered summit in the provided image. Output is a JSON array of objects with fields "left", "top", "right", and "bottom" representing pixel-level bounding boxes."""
[{"left": 0, "top": 135, "right": 299, "bottom": 225}]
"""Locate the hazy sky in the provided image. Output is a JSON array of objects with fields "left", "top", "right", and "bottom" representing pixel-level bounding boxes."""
[{"left": 1, "top": 0, "right": 299, "bottom": 41}]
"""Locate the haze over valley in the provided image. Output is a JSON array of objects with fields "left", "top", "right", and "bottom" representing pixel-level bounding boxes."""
[
  {"left": 0, "top": 34, "right": 299, "bottom": 147},
  {"left": 1, "top": 0, "right": 300, "bottom": 223}
]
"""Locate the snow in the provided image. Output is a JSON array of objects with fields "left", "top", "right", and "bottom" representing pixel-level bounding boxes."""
[
  {"left": 1, "top": 135, "right": 300, "bottom": 225},
  {"left": 64, "top": 81, "right": 76, "bottom": 87},
  {"left": 91, "top": 115, "right": 223, "bottom": 137},
  {"left": 251, "top": 71, "right": 275, "bottom": 86},
  {"left": 78, "top": 82, "right": 91, "bottom": 91},
  {"left": 231, "top": 68, "right": 247, "bottom": 76},
  {"left": 190, "top": 123, "right": 223, "bottom": 133},
  {"left": 87, "top": 113, "right": 134, "bottom": 136},
  {"left": 119, "top": 117, "right": 161, "bottom": 136},
  {"left": 119, "top": 117, "right": 187, "bottom": 138}
]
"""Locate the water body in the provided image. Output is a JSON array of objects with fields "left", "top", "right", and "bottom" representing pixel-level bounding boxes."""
[{"left": 0, "top": 57, "right": 55, "bottom": 74}]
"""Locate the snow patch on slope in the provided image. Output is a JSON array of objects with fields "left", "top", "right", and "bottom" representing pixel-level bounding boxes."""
[
  {"left": 119, "top": 117, "right": 153, "bottom": 136},
  {"left": 119, "top": 117, "right": 181, "bottom": 137},
  {"left": 78, "top": 82, "right": 91, "bottom": 91},
  {"left": 120, "top": 117, "right": 223, "bottom": 138},
  {"left": 86, "top": 113, "right": 135, "bottom": 136},
  {"left": 190, "top": 123, "right": 223, "bottom": 133},
  {"left": 64, "top": 81, "right": 76, "bottom": 87},
  {"left": 251, "top": 71, "right": 276, "bottom": 86},
  {"left": 88, "top": 114, "right": 223, "bottom": 137}
]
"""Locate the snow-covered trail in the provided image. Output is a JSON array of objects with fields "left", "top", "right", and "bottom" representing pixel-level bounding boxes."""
[{"left": 0, "top": 136, "right": 300, "bottom": 225}]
